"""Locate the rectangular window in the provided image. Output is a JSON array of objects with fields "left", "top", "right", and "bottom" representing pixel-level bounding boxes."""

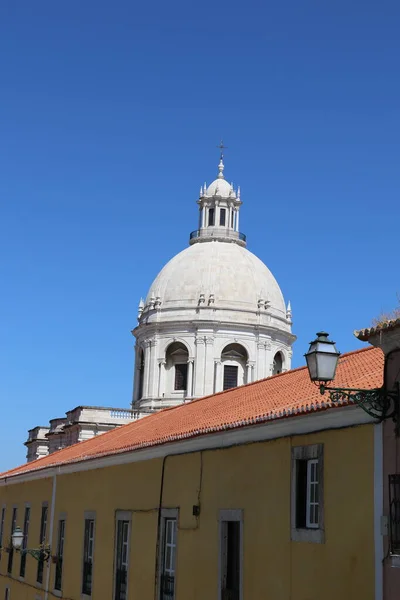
[
  {"left": 4, "top": 588, "right": 10, "bottom": 600},
  {"left": 7, "top": 508, "right": 17, "bottom": 574},
  {"left": 19, "top": 506, "right": 30, "bottom": 578},
  {"left": 114, "top": 513, "right": 131, "bottom": 600},
  {"left": 208, "top": 208, "right": 215, "bottom": 226},
  {"left": 0, "top": 507, "right": 5, "bottom": 559},
  {"left": 219, "top": 208, "right": 226, "bottom": 226},
  {"left": 82, "top": 517, "right": 95, "bottom": 596},
  {"left": 174, "top": 364, "right": 188, "bottom": 391},
  {"left": 223, "top": 365, "right": 238, "bottom": 391},
  {"left": 389, "top": 474, "right": 400, "bottom": 555},
  {"left": 219, "top": 510, "right": 242, "bottom": 600},
  {"left": 54, "top": 519, "right": 66, "bottom": 591},
  {"left": 159, "top": 511, "right": 178, "bottom": 600},
  {"left": 37, "top": 504, "right": 48, "bottom": 583},
  {"left": 231, "top": 211, "right": 234, "bottom": 228},
  {"left": 291, "top": 444, "right": 324, "bottom": 543}
]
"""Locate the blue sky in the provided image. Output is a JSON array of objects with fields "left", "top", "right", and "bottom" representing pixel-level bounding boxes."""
[{"left": 1, "top": 0, "right": 399, "bottom": 471}]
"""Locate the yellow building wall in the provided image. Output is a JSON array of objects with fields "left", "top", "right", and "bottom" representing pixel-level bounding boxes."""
[{"left": 0, "top": 423, "right": 375, "bottom": 600}]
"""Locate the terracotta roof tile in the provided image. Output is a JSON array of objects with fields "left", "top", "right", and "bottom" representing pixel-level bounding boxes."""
[
  {"left": 0, "top": 346, "right": 383, "bottom": 480},
  {"left": 355, "top": 318, "right": 400, "bottom": 341}
]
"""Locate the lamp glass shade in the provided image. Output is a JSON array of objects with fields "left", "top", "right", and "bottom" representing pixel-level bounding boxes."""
[
  {"left": 305, "top": 332, "right": 340, "bottom": 383},
  {"left": 12, "top": 526, "right": 24, "bottom": 550}
]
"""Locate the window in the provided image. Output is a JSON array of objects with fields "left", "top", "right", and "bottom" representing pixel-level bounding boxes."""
[
  {"left": 7, "top": 508, "right": 17, "bottom": 574},
  {"left": 19, "top": 506, "right": 30, "bottom": 578},
  {"left": 114, "top": 512, "right": 131, "bottom": 600},
  {"left": 389, "top": 474, "right": 400, "bottom": 555},
  {"left": 4, "top": 588, "right": 10, "bottom": 600},
  {"left": 208, "top": 208, "right": 215, "bottom": 226},
  {"left": 82, "top": 516, "right": 95, "bottom": 596},
  {"left": 159, "top": 511, "right": 178, "bottom": 600},
  {"left": 219, "top": 208, "right": 226, "bottom": 226},
  {"left": 174, "top": 364, "right": 187, "bottom": 391},
  {"left": 231, "top": 211, "right": 234, "bottom": 228},
  {"left": 219, "top": 510, "right": 242, "bottom": 600},
  {"left": 272, "top": 352, "right": 283, "bottom": 375},
  {"left": 223, "top": 365, "right": 238, "bottom": 391},
  {"left": 37, "top": 504, "right": 48, "bottom": 583},
  {"left": 0, "top": 507, "right": 5, "bottom": 558},
  {"left": 54, "top": 519, "right": 66, "bottom": 591},
  {"left": 291, "top": 444, "right": 324, "bottom": 543}
]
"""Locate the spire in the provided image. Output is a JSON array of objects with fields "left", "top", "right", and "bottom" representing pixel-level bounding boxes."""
[
  {"left": 286, "top": 301, "right": 292, "bottom": 321},
  {"left": 216, "top": 140, "right": 227, "bottom": 179}
]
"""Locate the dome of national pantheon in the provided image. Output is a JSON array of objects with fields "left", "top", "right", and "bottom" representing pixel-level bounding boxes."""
[
  {"left": 132, "top": 155, "right": 295, "bottom": 414},
  {"left": 146, "top": 241, "right": 287, "bottom": 321}
]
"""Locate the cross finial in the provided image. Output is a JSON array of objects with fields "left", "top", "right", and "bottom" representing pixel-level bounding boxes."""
[
  {"left": 217, "top": 140, "right": 228, "bottom": 159},
  {"left": 217, "top": 140, "right": 227, "bottom": 179}
]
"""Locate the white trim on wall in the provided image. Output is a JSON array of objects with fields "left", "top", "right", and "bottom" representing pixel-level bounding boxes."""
[
  {"left": 374, "top": 423, "right": 383, "bottom": 600},
  {"left": 0, "top": 406, "right": 374, "bottom": 486}
]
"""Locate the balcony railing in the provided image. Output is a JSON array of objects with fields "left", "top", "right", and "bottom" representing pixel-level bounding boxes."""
[{"left": 189, "top": 229, "right": 246, "bottom": 243}]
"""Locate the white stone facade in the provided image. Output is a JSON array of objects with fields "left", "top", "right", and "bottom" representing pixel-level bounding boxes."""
[
  {"left": 25, "top": 406, "right": 138, "bottom": 462},
  {"left": 132, "top": 156, "right": 296, "bottom": 413}
]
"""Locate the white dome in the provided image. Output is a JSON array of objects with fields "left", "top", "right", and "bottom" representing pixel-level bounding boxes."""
[
  {"left": 206, "top": 178, "right": 233, "bottom": 197},
  {"left": 146, "top": 241, "right": 286, "bottom": 315}
]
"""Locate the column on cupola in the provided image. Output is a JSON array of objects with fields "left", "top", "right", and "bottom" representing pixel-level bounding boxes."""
[
  {"left": 142, "top": 341, "right": 151, "bottom": 398},
  {"left": 256, "top": 342, "right": 266, "bottom": 380},
  {"left": 203, "top": 337, "right": 215, "bottom": 396},
  {"left": 158, "top": 359, "right": 166, "bottom": 397},
  {"left": 148, "top": 340, "right": 158, "bottom": 398},
  {"left": 187, "top": 358, "right": 194, "bottom": 397},
  {"left": 194, "top": 337, "right": 206, "bottom": 397},
  {"left": 214, "top": 360, "right": 222, "bottom": 393},
  {"left": 236, "top": 209, "right": 240, "bottom": 232}
]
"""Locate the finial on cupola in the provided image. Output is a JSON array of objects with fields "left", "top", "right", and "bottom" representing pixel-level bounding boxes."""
[
  {"left": 286, "top": 301, "right": 292, "bottom": 321},
  {"left": 137, "top": 298, "right": 144, "bottom": 321},
  {"left": 237, "top": 185, "right": 241, "bottom": 198},
  {"left": 200, "top": 185, "right": 203, "bottom": 197}
]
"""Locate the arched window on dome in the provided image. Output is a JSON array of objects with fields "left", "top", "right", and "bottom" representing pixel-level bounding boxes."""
[
  {"left": 272, "top": 352, "right": 283, "bottom": 375},
  {"left": 165, "top": 342, "right": 189, "bottom": 396},
  {"left": 220, "top": 343, "right": 248, "bottom": 391}
]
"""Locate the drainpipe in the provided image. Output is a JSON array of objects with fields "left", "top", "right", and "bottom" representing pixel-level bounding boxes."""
[{"left": 44, "top": 470, "right": 58, "bottom": 600}]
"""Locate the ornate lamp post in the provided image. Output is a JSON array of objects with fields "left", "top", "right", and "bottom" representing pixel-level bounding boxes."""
[
  {"left": 305, "top": 332, "right": 400, "bottom": 434},
  {"left": 11, "top": 526, "right": 51, "bottom": 561}
]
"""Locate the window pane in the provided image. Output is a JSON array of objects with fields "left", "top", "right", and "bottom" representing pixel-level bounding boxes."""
[
  {"left": 174, "top": 364, "right": 187, "bottom": 391},
  {"left": 208, "top": 208, "right": 215, "bottom": 226},
  {"left": 223, "top": 366, "right": 238, "bottom": 390},
  {"left": 220, "top": 209, "right": 226, "bottom": 226}
]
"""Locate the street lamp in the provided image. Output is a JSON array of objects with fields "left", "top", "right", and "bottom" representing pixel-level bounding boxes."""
[
  {"left": 305, "top": 331, "right": 400, "bottom": 434},
  {"left": 11, "top": 526, "right": 51, "bottom": 561}
]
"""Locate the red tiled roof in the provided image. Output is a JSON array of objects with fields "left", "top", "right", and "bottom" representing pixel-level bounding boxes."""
[
  {"left": 355, "top": 318, "right": 400, "bottom": 341},
  {"left": 0, "top": 346, "right": 383, "bottom": 480}
]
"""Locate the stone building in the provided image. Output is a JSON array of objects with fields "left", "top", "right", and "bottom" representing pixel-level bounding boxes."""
[{"left": 132, "top": 154, "right": 295, "bottom": 414}]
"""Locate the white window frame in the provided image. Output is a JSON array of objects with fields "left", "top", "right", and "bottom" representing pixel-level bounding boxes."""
[
  {"left": 306, "top": 459, "right": 319, "bottom": 529},
  {"left": 158, "top": 508, "right": 178, "bottom": 600},
  {"left": 218, "top": 509, "right": 243, "bottom": 600},
  {"left": 19, "top": 503, "right": 31, "bottom": 579},
  {"left": 53, "top": 513, "right": 66, "bottom": 595},
  {"left": 82, "top": 511, "right": 96, "bottom": 598},
  {"left": 291, "top": 444, "right": 324, "bottom": 543},
  {"left": 113, "top": 511, "right": 131, "bottom": 600}
]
